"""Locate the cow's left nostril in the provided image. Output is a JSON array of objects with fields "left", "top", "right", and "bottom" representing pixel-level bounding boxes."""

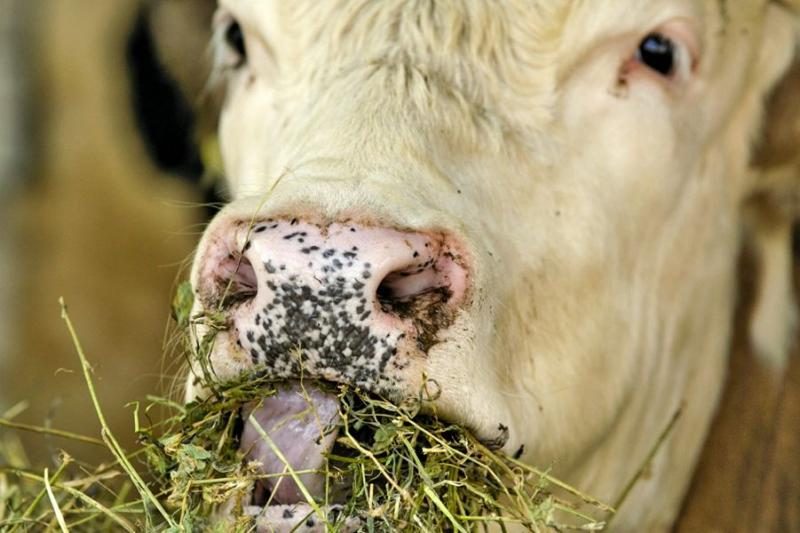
[
  {"left": 376, "top": 255, "right": 462, "bottom": 351},
  {"left": 378, "top": 265, "right": 442, "bottom": 301},
  {"left": 377, "top": 266, "right": 452, "bottom": 313}
]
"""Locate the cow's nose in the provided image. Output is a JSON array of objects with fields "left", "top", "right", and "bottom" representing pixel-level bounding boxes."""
[{"left": 194, "top": 219, "right": 469, "bottom": 387}]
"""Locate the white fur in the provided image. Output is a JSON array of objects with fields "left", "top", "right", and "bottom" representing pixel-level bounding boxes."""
[{"left": 187, "top": 1, "right": 800, "bottom": 530}]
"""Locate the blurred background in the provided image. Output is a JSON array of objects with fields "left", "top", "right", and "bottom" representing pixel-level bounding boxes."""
[
  {"left": 0, "top": 0, "right": 217, "bottom": 465},
  {"left": 0, "top": 0, "right": 796, "bottom": 530}
]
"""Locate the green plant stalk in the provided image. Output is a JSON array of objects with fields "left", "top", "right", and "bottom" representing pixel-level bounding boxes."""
[
  {"left": 422, "top": 485, "right": 467, "bottom": 533},
  {"left": 59, "top": 297, "right": 178, "bottom": 530},
  {"left": 9, "top": 458, "right": 70, "bottom": 533},
  {"left": 11, "top": 469, "right": 137, "bottom": 532},
  {"left": 0, "top": 419, "right": 105, "bottom": 447},
  {"left": 397, "top": 433, "right": 466, "bottom": 532},
  {"left": 608, "top": 405, "right": 683, "bottom": 527},
  {"left": 98, "top": 480, "right": 135, "bottom": 531},
  {"left": 44, "top": 468, "right": 69, "bottom": 533}
]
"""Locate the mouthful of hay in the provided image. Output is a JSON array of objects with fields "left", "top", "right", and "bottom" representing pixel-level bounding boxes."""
[
  {"left": 156, "top": 278, "right": 613, "bottom": 532},
  {"left": 0, "top": 292, "right": 613, "bottom": 532},
  {"left": 152, "top": 372, "right": 612, "bottom": 533}
]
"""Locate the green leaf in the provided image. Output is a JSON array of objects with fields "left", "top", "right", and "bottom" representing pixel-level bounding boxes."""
[
  {"left": 171, "top": 280, "right": 195, "bottom": 328},
  {"left": 372, "top": 423, "right": 398, "bottom": 452},
  {"left": 182, "top": 444, "right": 213, "bottom": 461}
]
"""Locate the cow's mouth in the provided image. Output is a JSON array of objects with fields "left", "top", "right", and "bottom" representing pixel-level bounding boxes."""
[{"left": 238, "top": 381, "right": 361, "bottom": 532}]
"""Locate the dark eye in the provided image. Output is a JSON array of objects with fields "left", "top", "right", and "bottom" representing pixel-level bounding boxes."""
[
  {"left": 225, "top": 20, "right": 247, "bottom": 64},
  {"left": 637, "top": 33, "right": 676, "bottom": 77}
]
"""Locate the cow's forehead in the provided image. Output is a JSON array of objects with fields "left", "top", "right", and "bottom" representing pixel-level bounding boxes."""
[
  {"left": 223, "top": 1, "right": 568, "bottom": 67},
  {"left": 216, "top": 0, "right": 774, "bottom": 171},
  {"left": 218, "top": 0, "right": 769, "bottom": 97},
  {"left": 221, "top": 1, "right": 766, "bottom": 116},
  {"left": 219, "top": 0, "right": 761, "bottom": 50}
]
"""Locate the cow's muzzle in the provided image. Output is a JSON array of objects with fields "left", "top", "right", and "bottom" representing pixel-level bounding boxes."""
[{"left": 191, "top": 216, "right": 471, "bottom": 529}]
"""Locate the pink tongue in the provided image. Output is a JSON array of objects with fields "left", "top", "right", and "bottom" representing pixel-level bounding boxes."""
[{"left": 240, "top": 383, "right": 340, "bottom": 505}]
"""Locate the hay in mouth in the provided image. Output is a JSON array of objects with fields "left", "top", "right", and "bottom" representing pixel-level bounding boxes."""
[
  {"left": 178, "top": 279, "right": 613, "bottom": 530},
  {"left": 0, "top": 288, "right": 613, "bottom": 532},
  {"left": 137, "top": 372, "right": 612, "bottom": 532}
]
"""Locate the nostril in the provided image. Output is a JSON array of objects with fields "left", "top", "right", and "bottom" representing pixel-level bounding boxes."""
[
  {"left": 378, "top": 268, "right": 441, "bottom": 301},
  {"left": 377, "top": 265, "right": 455, "bottom": 352},
  {"left": 376, "top": 260, "right": 454, "bottom": 325},
  {"left": 215, "top": 249, "right": 258, "bottom": 307}
]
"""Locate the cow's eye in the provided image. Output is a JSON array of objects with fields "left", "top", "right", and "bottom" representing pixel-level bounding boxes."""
[
  {"left": 637, "top": 33, "right": 676, "bottom": 77},
  {"left": 224, "top": 20, "right": 247, "bottom": 66}
]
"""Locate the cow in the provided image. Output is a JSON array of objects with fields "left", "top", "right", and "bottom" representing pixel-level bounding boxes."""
[{"left": 176, "top": 1, "right": 800, "bottom": 531}]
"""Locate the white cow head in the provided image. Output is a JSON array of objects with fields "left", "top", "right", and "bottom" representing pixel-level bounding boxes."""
[{"left": 182, "top": 1, "right": 800, "bottom": 530}]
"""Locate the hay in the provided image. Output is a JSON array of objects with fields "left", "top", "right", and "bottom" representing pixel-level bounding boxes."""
[
  {"left": 138, "top": 374, "right": 612, "bottom": 532},
  {"left": 0, "top": 291, "right": 615, "bottom": 532}
]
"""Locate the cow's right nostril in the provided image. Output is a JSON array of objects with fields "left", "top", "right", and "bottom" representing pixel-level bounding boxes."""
[{"left": 208, "top": 248, "right": 259, "bottom": 307}]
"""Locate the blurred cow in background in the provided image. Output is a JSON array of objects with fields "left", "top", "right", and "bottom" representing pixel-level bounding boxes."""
[
  {"left": 0, "top": 0, "right": 210, "bottom": 463},
  {"left": 0, "top": 0, "right": 29, "bottom": 400}
]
